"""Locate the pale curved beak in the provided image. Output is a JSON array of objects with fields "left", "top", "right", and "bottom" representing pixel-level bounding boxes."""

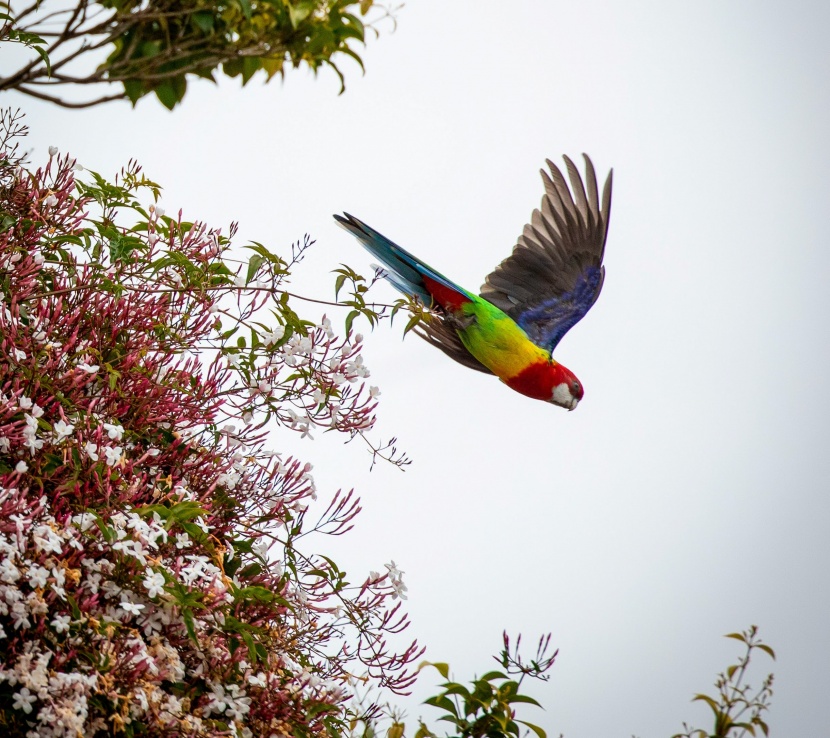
[{"left": 569, "top": 398, "right": 579, "bottom": 411}]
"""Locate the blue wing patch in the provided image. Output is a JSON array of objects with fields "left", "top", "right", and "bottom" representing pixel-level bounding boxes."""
[{"left": 517, "top": 267, "right": 603, "bottom": 353}]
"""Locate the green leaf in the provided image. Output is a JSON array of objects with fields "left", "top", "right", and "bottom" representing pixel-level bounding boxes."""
[
  {"left": 423, "top": 695, "right": 458, "bottom": 717},
  {"left": 155, "top": 81, "right": 180, "bottom": 110},
  {"left": 237, "top": 0, "right": 252, "bottom": 20},
  {"left": 32, "top": 41, "right": 51, "bottom": 76},
  {"left": 191, "top": 11, "right": 215, "bottom": 34},
  {"left": 692, "top": 693, "right": 721, "bottom": 714},
  {"left": 344, "top": 309, "right": 359, "bottom": 335},
  {"left": 441, "top": 683, "right": 471, "bottom": 699},
  {"left": 241, "top": 56, "right": 261, "bottom": 85},
  {"left": 517, "top": 721, "right": 547, "bottom": 738},
  {"left": 334, "top": 273, "right": 347, "bottom": 299},
  {"left": 66, "top": 594, "right": 82, "bottom": 621},
  {"left": 182, "top": 608, "right": 198, "bottom": 642},
  {"left": 508, "top": 694, "right": 542, "bottom": 707},
  {"left": 403, "top": 313, "right": 421, "bottom": 335},
  {"left": 479, "top": 670, "right": 507, "bottom": 682},
  {"left": 122, "top": 78, "right": 144, "bottom": 105},
  {"left": 756, "top": 643, "right": 776, "bottom": 659},
  {"left": 288, "top": 1, "right": 315, "bottom": 28},
  {"left": 242, "top": 629, "right": 258, "bottom": 662},
  {"left": 246, "top": 253, "right": 264, "bottom": 284},
  {"left": 419, "top": 661, "right": 450, "bottom": 680}
]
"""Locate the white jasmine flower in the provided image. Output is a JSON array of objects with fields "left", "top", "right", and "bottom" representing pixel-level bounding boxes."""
[
  {"left": 51, "top": 614, "right": 71, "bottom": 633},
  {"left": 103, "top": 422, "right": 124, "bottom": 441},
  {"left": 385, "top": 560, "right": 404, "bottom": 579},
  {"left": 12, "top": 687, "right": 37, "bottom": 713},
  {"left": 13, "top": 348, "right": 26, "bottom": 362},
  {"left": 32, "top": 526, "right": 63, "bottom": 554},
  {"left": 27, "top": 564, "right": 49, "bottom": 589},
  {"left": 76, "top": 362, "right": 99, "bottom": 374},
  {"left": 23, "top": 436, "right": 44, "bottom": 455},
  {"left": 84, "top": 442, "right": 99, "bottom": 461},
  {"left": 390, "top": 578, "right": 409, "bottom": 600},
  {"left": 369, "top": 386, "right": 381, "bottom": 398},
  {"left": 11, "top": 601, "right": 31, "bottom": 629},
  {"left": 103, "top": 445, "right": 123, "bottom": 467},
  {"left": 120, "top": 600, "right": 145, "bottom": 616},
  {"left": 53, "top": 419, "right": 74, "bottom": 442},
  {"left": 252, "top": 539, "right": 270, "bottom": 560},
  {"left": 0, "top": 557, "right": 21, "bottom": 583},
  {"left": 143, "top": 570, "right": 166, "bottom": 598},
  {"left": 247, "top": 672, "right": 268, "bottom": 688},
  {"left": 43, "top": 194, "right": 58, "bottom": 208},
  {"left": 48, "top": 146, "right": 58, "bottom": 157},
  {"left": 175, "top": 532, "right": 191, "bottom": 549},
  {"left": 154, "top": 206, "right": 165, "bottom": 217},
  {"left": 18, "top": 396, "right": 32, "bottom": 410},
  {"left": 14, "top": 461, "right": 27, "bottom": 473},
  {"left": 71, "top": 512, "right": 96, "bottom": 531}
]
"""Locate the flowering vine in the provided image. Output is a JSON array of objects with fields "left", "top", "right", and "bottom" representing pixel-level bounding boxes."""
[{"left": 0, "top": 109, "right": 420, "bottom": 738}]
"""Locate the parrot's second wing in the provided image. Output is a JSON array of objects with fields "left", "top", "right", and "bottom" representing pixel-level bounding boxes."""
[
  {"left": 479, "top": 154, "right": 613, "bottom": 354},
  {"left": 413, "top": 320, "right": 494, "bottom": 375}
]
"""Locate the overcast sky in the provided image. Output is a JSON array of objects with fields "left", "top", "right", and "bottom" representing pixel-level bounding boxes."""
[{"left": 13, "top": 0, "right": 830, "bottom": 735}]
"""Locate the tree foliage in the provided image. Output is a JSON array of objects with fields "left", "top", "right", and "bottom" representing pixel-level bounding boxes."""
[{"left": 0, "top": 0, "right": 399, "bottom": 109}]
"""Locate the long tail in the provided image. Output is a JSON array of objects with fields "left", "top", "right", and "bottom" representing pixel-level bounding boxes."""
[{"left": 333, "top": 213, "right": 472, "bottom": 312}]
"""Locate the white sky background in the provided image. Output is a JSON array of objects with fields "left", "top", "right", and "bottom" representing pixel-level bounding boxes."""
[{"left": 11, "top": 0, "right": 830, "bottom": 735}]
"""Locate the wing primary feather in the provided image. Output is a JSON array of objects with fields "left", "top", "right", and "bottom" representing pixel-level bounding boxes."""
[
  {"left": 600, "top": 169, "right": 614, "bottom": 250},
  {"left": 583, "top": 154, "right": 601, "bottom": 240},
  {"left": 563, "top": 155, "right": 590, "bottom": 229}
]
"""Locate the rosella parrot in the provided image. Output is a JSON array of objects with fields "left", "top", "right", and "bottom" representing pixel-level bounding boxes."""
[{"left": 334, "top": 155, "right": 612, "bottom": 410}]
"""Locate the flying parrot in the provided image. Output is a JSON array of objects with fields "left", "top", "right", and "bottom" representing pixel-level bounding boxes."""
[{"left": 334, "top": 154, "right": 612, "bottom": 410}]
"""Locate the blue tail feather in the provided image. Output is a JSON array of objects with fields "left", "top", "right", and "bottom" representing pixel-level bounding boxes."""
[{"left": 333, "top": 213, "right": 466, "bottom": 306}]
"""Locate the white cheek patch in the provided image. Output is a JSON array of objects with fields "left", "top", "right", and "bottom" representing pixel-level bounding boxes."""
[{"left": 552, "top": 382, "right": 572, "bottom": 407}]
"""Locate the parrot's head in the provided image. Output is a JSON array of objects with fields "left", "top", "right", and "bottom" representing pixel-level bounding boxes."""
[{"left": 549, "top": 363, "right": 583, "bottom": 411}]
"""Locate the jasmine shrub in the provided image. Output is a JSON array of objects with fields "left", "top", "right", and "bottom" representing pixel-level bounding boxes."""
[{"left": 0, "top": 110, "right": 419, "bottom": 738}]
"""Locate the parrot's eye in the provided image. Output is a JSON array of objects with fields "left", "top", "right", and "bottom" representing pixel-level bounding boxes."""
[{"left": 571, "top": 381, "right": 580, "bottom": 394}]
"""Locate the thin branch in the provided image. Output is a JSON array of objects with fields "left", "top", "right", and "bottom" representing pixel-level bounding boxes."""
[{"left": 15, "top": 83, "right": 126, "bottom": 107}]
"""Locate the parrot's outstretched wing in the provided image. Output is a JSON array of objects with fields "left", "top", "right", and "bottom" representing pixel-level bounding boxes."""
[
  {"left": 334, "top": 213, "right": 494, "bottom": 375},
  {"left": 480, "top": 154, "right": 613, "bottom": 354}
]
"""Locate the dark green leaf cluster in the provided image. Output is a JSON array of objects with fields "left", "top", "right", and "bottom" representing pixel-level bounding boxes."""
[{"left": 1, "top": 0, "right": 398, "bottom": 109}]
